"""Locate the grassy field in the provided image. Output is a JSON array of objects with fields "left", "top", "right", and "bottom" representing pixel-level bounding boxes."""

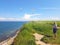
[{"left": 13, "top": 21, "right": 60, "bottom": 45}]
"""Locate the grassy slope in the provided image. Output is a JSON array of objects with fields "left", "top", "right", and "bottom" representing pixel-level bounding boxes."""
[
  {"left": 13, "top": 22, "right": 36, "bottom": 45},
  {"left": 13, "top": 21, "right": 60, "bottom": 45}
]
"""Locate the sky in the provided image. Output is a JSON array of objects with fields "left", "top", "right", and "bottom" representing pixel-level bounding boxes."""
[{"left": 0, "top": 0, "right": 60, "bottom": 21}]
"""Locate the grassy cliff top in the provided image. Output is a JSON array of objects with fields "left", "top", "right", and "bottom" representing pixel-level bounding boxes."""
[{"left": 13, "top": 21, "right": 60, "bottom": 45}]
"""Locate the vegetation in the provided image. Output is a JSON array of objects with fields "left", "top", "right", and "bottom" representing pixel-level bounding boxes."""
[{"left": 13, "top": 21, "right": 60, "bottom": 45}]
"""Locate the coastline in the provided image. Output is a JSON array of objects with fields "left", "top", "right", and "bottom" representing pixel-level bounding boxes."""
[{"left": 0, "top": 30, "right": 19, "bottom": 45}]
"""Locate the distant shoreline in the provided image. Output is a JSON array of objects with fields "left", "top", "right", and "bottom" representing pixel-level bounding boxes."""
[{"left": 0, "top": 30, "right": 19, "bottom": 45}]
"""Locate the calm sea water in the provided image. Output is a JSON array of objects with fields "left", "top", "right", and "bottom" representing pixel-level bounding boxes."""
[{"left": 0, "top": 21, "right": 26, "bottom": 42}]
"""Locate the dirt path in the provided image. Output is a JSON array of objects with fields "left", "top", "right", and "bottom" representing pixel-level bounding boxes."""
[
  {"left": 56, "top": 26, "right": 60, "bottom": 29},
  {"left": 33, "top": 33, "right": 51, "bottom": 45}
]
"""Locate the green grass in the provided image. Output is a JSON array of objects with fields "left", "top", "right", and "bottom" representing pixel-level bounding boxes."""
[
  {"left": 13, "top": 22, "right": 36, "bottom": 45},
  {"left": 13, "top": 21, "right": 60, "bottom": 45}
]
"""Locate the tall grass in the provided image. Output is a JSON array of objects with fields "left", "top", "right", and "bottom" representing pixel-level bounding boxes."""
[
  {"left": 13, "top": 21, "right": 60, "bottom": 45},
  {"left": 13, "top": 22, "right": 36, "bottom": 45}
]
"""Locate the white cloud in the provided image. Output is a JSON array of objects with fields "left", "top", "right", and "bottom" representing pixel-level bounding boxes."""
[
  {"left": 31, "top": 7, "right": 60, "bottom": 11},
  {"left": 0, "top": 14, "right": 60, "bottom": 21},
  {"left": 8, "top": 18, "right": 15, "bottom": 20},
  {"left": 0, "top": 17, "right": 21, "bottom": 21},
  {"left": 22, "top": 13, "right": 41, "bottom": 21},
  {"left": 0, "top": 17, "right": 6, "bottom": 20},
  {"left": 23, "top": 14, "right": 32, "bottom": 19},
  {"left": 50, "top": 17, "right": 60, "bottom": 20},
  {"left": 38, "top": 8, "right": 60, "bottom": 10},
  {"left": 40, "top": 17, "right": 60, "bottom": 21},
  {"left": 31, "top": 8, "right": 60, "bottom": 11}
]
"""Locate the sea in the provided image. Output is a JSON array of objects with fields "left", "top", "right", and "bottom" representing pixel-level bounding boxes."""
[{"left": 0, "top": 21, "right": 26, "bottom": 42}]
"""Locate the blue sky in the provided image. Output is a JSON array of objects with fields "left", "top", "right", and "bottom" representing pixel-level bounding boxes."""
[{"left": 0, "top": 0, "right": 60, "bottom": 21}]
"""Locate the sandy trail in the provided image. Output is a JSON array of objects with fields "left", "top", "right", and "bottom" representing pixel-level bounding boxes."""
[
  {"left": 33, "top": 33, "right": 51, "bottom": 45},
  {"left": 57, "top": 27, "right": 60, "bottom": 28}
]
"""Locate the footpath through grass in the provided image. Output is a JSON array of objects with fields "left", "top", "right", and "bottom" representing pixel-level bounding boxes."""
[{"left": 13, "top": 21, "right": 60, "bottom": 45}]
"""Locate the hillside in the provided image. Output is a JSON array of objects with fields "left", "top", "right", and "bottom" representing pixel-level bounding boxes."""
[{"left": 13, "top": 21, "right": 60, "bottom": 45}]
